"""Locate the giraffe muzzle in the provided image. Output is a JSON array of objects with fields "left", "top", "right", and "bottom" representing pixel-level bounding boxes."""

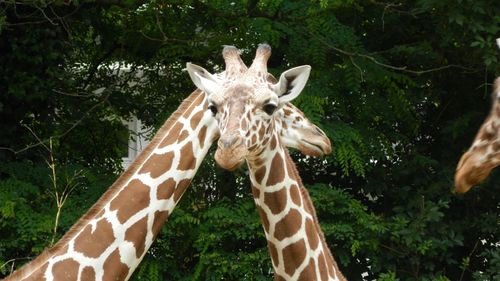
[
  {"left": 296, "top": 126, "right": 332, "bottom": 157},
  {"left": 215, "top": 134, "right": 246, "bottom": 171},
  {"left": 454, "top": 151, "right": 494, "bottom": 193}
]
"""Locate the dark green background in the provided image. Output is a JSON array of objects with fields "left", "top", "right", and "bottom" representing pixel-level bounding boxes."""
[{"left": 0, "top": 1, "right": 499, "bottom": 280}]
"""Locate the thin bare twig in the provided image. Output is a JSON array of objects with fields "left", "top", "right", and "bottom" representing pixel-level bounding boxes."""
[
  {"left": 369, "top": 0, "right": 422, "bottom": 17},
  {"left": 380, "top": 243, "right": 408, "bottom": 256},
  {"left": 309, "top": 31, "right": 476, "bottom": 75},
  {"left": 47, "top": 138, "right": 84, "bottom": 246},
  {"left": 48, "top": 5, "right": 71, "bottom": 37},
  {"left": 22, "top": 124, "right": 50, "bottom": 153},
  {"left": 52, "top": 88, "right": 100, "bottom": 98},
  {"left": 459, "top": 240, "right": 479, "bottom": 281},
  {"left": 349, "top": 56, "right": 365, "bottom": 82},
  {"left": 0, "top": 257, "right": 33, "bottom": 272},
  {"left": 0, "top": 92, "right": 111, "bottom": 155}
]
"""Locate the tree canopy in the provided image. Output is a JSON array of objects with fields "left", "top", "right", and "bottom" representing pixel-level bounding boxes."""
[{"left": 0, "top": 1, "right": 499, "bottom": 280}]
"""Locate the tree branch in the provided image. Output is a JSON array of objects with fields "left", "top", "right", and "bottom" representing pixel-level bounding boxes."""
[
  {"left": 0, "top": 92, "right": 111, "bottom": 155},
  {"left": 309, "top": 31, "right": 477, "bottom": 75}
]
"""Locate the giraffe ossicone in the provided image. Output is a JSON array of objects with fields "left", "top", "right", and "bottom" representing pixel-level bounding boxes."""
[
  {"left": 455, "top": 77, "right": 500, "bottom": 193},
  {"left": 187, "top": 44, "right": 346, "bottom": 281}
]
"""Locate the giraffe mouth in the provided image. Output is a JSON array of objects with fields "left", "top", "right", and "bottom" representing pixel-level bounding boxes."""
[
  {"left": 454, "top": 151, "right": 495, "bottom": 193},
  {"left": 300, "top": 139, "right": 332, "bottom": 157},
  {"left": 215, "top": 156, "right": 245, "bottom": 171},
  {"left": 214, "top": 147, "right": 246, "bottom": 171},
  {"left": 222, "top": 159, "right": 245, "bottom": 171}
]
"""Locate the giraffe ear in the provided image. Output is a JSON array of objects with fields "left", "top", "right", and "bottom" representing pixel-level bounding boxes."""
[
  {"left": 186, "top": 63, "right": 221, "bottom": 96},
  {"left": 273, "top": 65, "right": 311, "bottom": 104}
]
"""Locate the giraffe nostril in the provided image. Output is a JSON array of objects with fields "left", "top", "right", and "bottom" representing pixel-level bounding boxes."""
[
  {"left": 220, "top": 135, "right": 241, "bottom": 149},
  {"left": 315, "top": 127, "right": 326, "bottom": 136}
]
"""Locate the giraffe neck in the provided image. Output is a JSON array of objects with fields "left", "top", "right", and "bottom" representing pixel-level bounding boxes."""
[
  {"left": 248, "top": 136, "right": 346, "bottom": 281},
  {"left": 4, "top": 90, "right": 218, "bottom": 281}
]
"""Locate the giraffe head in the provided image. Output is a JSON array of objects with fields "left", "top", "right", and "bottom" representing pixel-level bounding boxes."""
[
  {"left": 455, "top": 77, "right": 500, "bottom": 193},
  {"left": 187, "top": 44, "right": 329, "bottom": 170}
]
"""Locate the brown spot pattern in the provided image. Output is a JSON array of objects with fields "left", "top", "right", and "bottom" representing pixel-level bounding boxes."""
[
  {"left": 266, "top": 154, "right": 285, "bottom": 186},
  {"left": 152, "top": 210, "right": 169, "bottom": 238},
  {"left": 266, "top": 124, "right": 272, "bottom": 134},
  {"left": 282, "top": 239, "right": 307, "bottom": 276},
  {"left": 74, "top": 219, "right": 115, "bottom": 258},
  {"left": 318, "top": 253, "right": 328, "bottom": 281},
  {"left": 157, "top": 178, "right": 176, "bottom": 200},
  {"left": 257, "top": 205, "right": 270, "bottom": 233},
  {"left": 274, "top": 208, "right": 302, "bottom": 241},
  {"left": 81, "top": 267, "right": 96, "bottom": 281},
  {"left": 305, "top": 218, "right": 319, "bottom": 250},
  {"left": 177, "top": 142, "right": 196, "bottom": 170},
  {"left": 251, "top": 185, "right": 260, "bottom": 199},
  {"left": 298, "top": 258, "right": 317, "bottom": 281},
  {"left": 103, "top": 249, "right": 129, "bottom": 281},
  {"left": 254, "top": 165, "right": 267, "bottom": 185},
  {"left": 158, "top": 123, "right": 183, "bottom": 148},
  {"left": 326, "top": 251, "right": 335, "bottom": 278},
  {"left": 125, "top": 216, "right": 148, "bottom": 258},
  {"left": 139, "top": 152, "right": 174, "bottom": 178},
  {"left": 174, "top": 178, "right": 192, "bottom": 202},
  {"left": 258, "top": 126, "right": 265, "bottom": 141},
  {"left": 290, "top": 185, "right": 301, "bottom": 206},
  {"left": 268, "top": 241, "right": 279, "bottom": 268},
  {"left": 110, "top": 179, "right": 150, "bottom": 224},
  {"left": 270, "top": 136, "right": 277, "bottom": 150},
  {"left": 190, "top": 110, "right": 204, "bottom": 130},
  {"left": 300, "top": 187, "right": 314, "bottom": 215},
  {"left": 241, "top": 118, "right": 247, "bottom": 130},
  {"left": 52, "top": 258, "right": 79, "bottom": 280},
  {"left": 178, "top": 130, "right": 189, "bottom": 143},
  {"left": 198, "top": 126, "right": 207, "bottom": 149},
  {"left": 264, "top": 188, "right": 288, "bottom": 215}
]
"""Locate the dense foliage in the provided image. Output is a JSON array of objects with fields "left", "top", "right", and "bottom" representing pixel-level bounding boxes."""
[{"left": 1, "top": 1, "right": 499, "bottom": 280}]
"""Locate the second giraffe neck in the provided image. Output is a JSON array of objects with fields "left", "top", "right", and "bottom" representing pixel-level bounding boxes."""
[
  {"left": 5, "top": 91, "right": 218, "bottom": 281},
  {"left": 248, "top": 137, "right": 346, "bottom": 281}
]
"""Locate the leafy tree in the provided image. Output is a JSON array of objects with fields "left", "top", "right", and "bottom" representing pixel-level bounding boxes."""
[{"left": 0, "top": 0, "right": 498, "bottom": 280}]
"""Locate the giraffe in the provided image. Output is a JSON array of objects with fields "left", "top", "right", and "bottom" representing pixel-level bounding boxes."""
[
  {"left": 455, "top": 77, "right": 500, "bottom": 193},
  {"left": 2, "top": 89, "right": 218, "bottom": 281},
  {"left": 3, "top": 64, "right": 334, "bottom": 280},
  {"left": 187, "top": 44, "right": 346, "bottom": 281}
]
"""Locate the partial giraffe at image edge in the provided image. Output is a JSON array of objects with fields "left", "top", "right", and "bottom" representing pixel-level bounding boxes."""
[{"left": 455, "top": 77, "right": 500, "bottom": 193}]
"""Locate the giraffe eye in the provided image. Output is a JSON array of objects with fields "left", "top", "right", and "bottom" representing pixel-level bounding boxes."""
[
  {"left": 263, "top": 103, "right": 277, "bottom": 115},
  {"left": 208, "top": 104, "right": 218, "bottom": 116}
]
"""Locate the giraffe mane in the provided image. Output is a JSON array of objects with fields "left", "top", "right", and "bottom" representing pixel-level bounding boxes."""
[{"left": 4, "top": 90, "right": 204, "bottom": 281}]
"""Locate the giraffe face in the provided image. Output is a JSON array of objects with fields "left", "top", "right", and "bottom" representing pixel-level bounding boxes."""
[
  {"left": 455, "top": 78, "right": 500, "bottom": 193},
  {"left": 208, "top": 83, "right": 281, "bottom": 170},
  {"left": 277, "top": 103, "right": 332, "bottom": 157},
  {"left": 186, "top": 44, "right": 313, "bottom": 170}
]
